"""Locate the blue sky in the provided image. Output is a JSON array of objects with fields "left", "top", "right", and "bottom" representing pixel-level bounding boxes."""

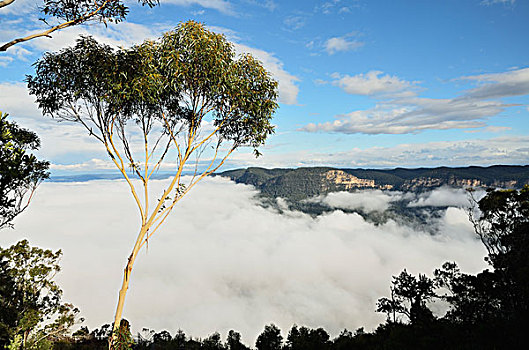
[{"left": 1, "top": 0, "right": 528, "bottom": 173}]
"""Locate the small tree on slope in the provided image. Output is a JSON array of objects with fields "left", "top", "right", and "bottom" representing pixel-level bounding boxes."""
[{"left": 26, "top": 21, "right": 278, "bottom": 347}]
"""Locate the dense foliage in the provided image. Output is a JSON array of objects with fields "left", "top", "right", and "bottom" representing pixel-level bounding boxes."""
[
  {"left": 27, "top": 22, "right": 278, "bottom": 159},
  {"left": 0, "top": 240, "right": 81, "bottom": 349},
  {"left": 0, "top": 112, "right": 49, "bottom": 230}
]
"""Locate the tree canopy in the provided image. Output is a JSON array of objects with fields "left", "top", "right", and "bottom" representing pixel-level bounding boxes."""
[{"left": 0, "top": 112, "right": 49, "bottom": 230}]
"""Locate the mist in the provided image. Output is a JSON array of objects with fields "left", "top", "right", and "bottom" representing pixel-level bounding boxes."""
[
  {"left": 308, "top": 189, "right": 409, "bottom": 212},
  {"left": 0, "top": 177, "right": 488, "bottom": 343}
]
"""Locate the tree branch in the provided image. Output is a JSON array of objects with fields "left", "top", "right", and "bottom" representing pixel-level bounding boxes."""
[
  {"left": 0, "top": 0, "right": 15, "bottom": 9},
  {"left": 140, "top": 145, "right": 236, "bottom": 248},
  {"left": 0, "top": 0, "right": 112, "bottom": 52}
]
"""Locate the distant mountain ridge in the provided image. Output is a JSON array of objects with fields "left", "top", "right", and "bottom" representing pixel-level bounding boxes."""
[{"left": 219, "top": 165, "right": 529, "bottom": 200}]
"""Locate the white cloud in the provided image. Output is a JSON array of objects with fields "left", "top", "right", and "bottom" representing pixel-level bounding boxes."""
[
  {"left": 0, "top": 17, "right": 166, "bottom": 62},
  {"left": 324, "top": 34, "right": 363, "bottom": 55},
  {"left": 0, "top": 2, "right": 170, "bottom": 60},
  {"left": 263, "top": 0, "right": 277, "bottom": 11},
  {"left": 462, "top": 67, "right": 529, "bottom": 99},
  {"left": 206, "top": 25, "right": 241, "bottom": 41},
  {"left": 283, "top": 16, "right": 306, "bottom": 30},
  {"left": 305, "top": 68, "right": 529, "bottom": 134},
  {"left": 0, "top": 82, "right": 104, "bottom": 159},
  {"left": 485, "top": 126, "right": 512, "bottom": 133},
  {"left": 226, "top": 136, "right": 529, "bottom": 168},
  {"left": 2, "top": 177, "right": 487, "bottom": 342},
  {"left": 50, "top": 159, "right": 115, "bottom": 172},
  {"left": 301, "top": 97, "right": 505, "bottom": 134},
  {"left": 330, "top": 71, "right": 414, "bottom": 96},
  {"left": 226, "top": 0, "right": 277, "bottom": 12},
  {"left": 0, "top": 81, "right": 39, "bottom": 116},
  {"left": 408, "top": 187, "right": 485, "bottom": 208},
  {"left": 316, "top": 0, "right": 361, "bottom": 15},
  {"left": 480, "top": 0, "right": 515, "bottom": 6},
  {"left": 310, "top": 190, "right": 405, "bottom": 212},
  {"left": 0, "top": 56, "right": 13, "bottom": 67},
  {"left": 0, "top": 0, "right": 38, "bottom": 15},
  {"left": 309, "top": 187, "right": 489, "bottom": 214},
  {"left": 165, "top": 0, "right": 235, "bottom": 15}
]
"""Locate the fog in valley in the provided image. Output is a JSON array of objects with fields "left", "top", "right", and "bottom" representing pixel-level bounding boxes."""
[{"left": 0, "top": 177, "right": 488, "bottom": 343}]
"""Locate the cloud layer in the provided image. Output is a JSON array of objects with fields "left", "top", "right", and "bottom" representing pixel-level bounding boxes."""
[
  {"left": 228, "top": 135, "right": 529, "bottom": 168},
  {"left": 305, "top": 68, "right": 528, "bottom": 134},
  {"left": 308, "top": 189, "right": 407, "bottom": 213},
  {"left": 2, "top": 177, "right": 488, "bottom": 343}
]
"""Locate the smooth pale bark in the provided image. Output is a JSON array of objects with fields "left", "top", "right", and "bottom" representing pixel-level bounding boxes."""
[
  {"left": 0, "top": 0, "right": 15, "bottom": 9},
  {"left": 110, "top": 224, "right": 148, "bottom": 348}
]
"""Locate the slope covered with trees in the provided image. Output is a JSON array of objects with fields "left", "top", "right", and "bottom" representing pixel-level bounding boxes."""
[{"left": 219, "top": 165, "right": 529, "bottom": 200}]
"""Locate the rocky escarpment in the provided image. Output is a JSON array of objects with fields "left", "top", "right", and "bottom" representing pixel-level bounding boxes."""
[
  {"left": 400, "top": 177, "right": 522, "bottom": 191},
  {"left": 322, "top": 170, "right": 375, "bottom": 190},
  {"left": 219, "top": 165, "right": 529, "bottom": 201},
  {"left": 321, "top": 170, "right": 393, "bottom": 191}
]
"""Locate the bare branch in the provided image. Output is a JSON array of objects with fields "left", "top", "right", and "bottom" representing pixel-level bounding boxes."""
[
  {"left": 106, "top": 119, "right": 145, "bottom": 220},
  {"left": 1, "top": 0, "right": 114, "bottom": 52},
  {"left": 143, "top": 144, "right": 236, "bottom": 246},
  {"left": 0, "top": 0, "right": 15, "bottom": 9}
]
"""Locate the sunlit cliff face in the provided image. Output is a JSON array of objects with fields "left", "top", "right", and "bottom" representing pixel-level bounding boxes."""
[{"left": 2, "top": 177, "right": 488, "bottom": 343}]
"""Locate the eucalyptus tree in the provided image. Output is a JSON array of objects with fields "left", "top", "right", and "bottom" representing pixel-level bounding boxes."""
[
  {"left": 27, "top": 21, "right": 278, "bottom": 346},
  {"left": 0, "top": 0, "right": 159, "bottom": 52}
]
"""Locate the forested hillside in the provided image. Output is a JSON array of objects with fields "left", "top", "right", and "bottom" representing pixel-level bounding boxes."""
[{"left": 219, "top": 165, "right": 529, "bottom": 200}]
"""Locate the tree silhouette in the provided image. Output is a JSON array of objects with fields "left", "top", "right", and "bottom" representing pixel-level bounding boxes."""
[
  {"left": 226, "top": 330, "right": 249, "bottom": 350},
  {"left": 377, "top": 269, "right": 436, "bottom": 325},
  {"left": 285, "top": 325, "right": 331, "bottom": 350},
  {"left": 255, "top": 324, "right": 283, "bottom": 350}
]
